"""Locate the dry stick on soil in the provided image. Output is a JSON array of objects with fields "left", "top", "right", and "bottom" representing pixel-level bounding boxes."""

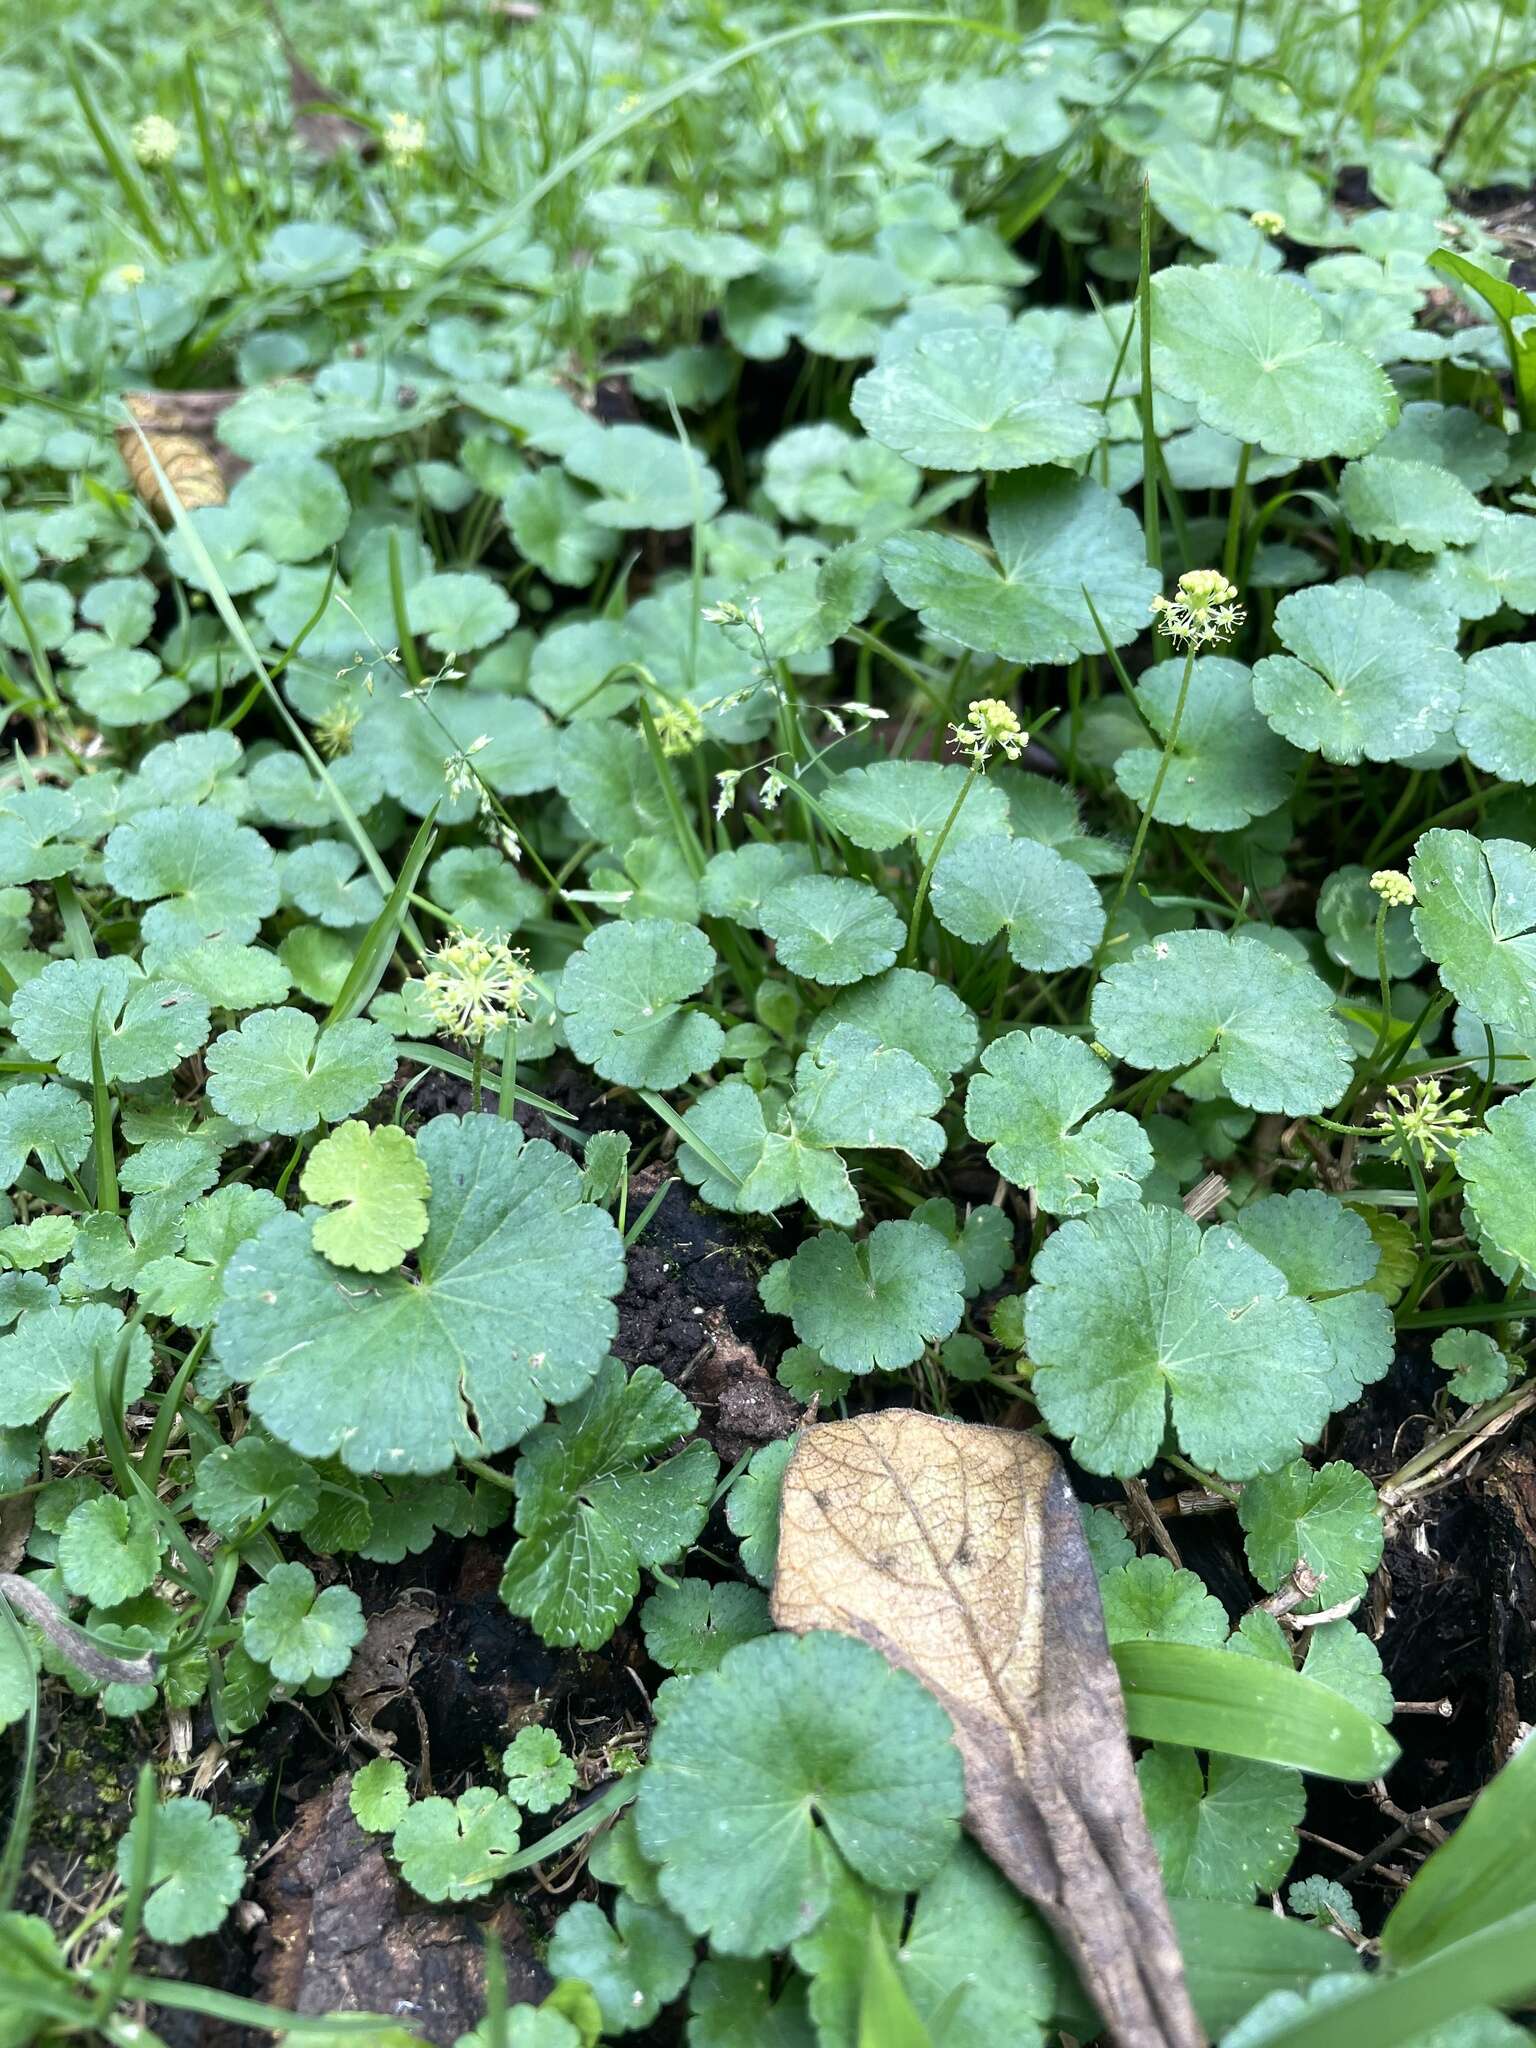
[
  {"left": 772, "top": 1410, "right": 1202, "bottom": 2048},
  {"left": 0, "top": 1573, "right": 158, "bottom": 1686}
]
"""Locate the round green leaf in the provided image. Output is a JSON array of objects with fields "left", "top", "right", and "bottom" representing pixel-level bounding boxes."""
[
  {"left": 227, "top": 457, "right": 350, "bottom": 562},
  {"left": 964, "top": 1026, "right": 1152, "bottom": 1214},
  {"left": 758, "top": 875, "right": 903, "bottom": 987},
  {"left": 406, "top": 570, "right": 518, "bottom": 653},
  {"left": 882, "top": 473, "right": 1158, "bottom": 664},
  {"left": 559, "top": 917, "right": 723, "bottom": 1089},
  {"left": 1457, "top": 643, "right": 1536, "bottom": 784},
  {"left": 116, "top": 1798, "right": 245, "bottom": 1942},
  {"left": 301, "top": 1121, "right": 430, "bottom": 1273},
  {"left": 1025, "top": 1204, "right": 1335, "bottom": 1478},
  {"left": 205, "top": 1008, "right": 396, "bottom": 1137},
  {"left": 104, "top": 805, "right": 279, "bottom": 948},
  {"left": 1150, "top": 264, "right": 1396, "bottom": 458},
  {"left": 562, "top": 423, "right": 724, "bottom": 531},
  {"left": 10, "top": 957, "right": 211, "bottom": 1084},
  {"left": 1238, "top": 1460, "right": 1383, "bottom": 1612},
  {"left": 636, "top": 1629, "right": 965, "bottom": 1955},
  {"left": 1458, "top": 1084, "right": 1536, "bottom": 1276},
  {"left": 1410, "top": 830, "right": 1536, "bottom": 1040},
  {"left": 851, "top": 325, "right": 1105, "bottom": 472},
  {"left": 1092, "top": 930, "right": 1353, "bottom": 1116},
  {"left": 212, "top": 1115, "right": 623, "bottom": 1475},
  {"left": 242, "top": 1560, "right": 365, "bottom": 1685},
  {"left": 758, "top": 1218, "right": 965, "bottom": 1374},
  {"left": 931, "top": 834, "right": 1105, "bottom": 970},
  {"left": 1115, "top": 657, "right": 1297, "bottom": 831},
  {"left": 1337, "top": 455, "right": 1484, "bottom": 552},
  {"left": 1317, "top": 865, "right": 1425, "bottom": 978},
  {"left": 1252, "top": 584, "right": 1462, "bottom": 765}
]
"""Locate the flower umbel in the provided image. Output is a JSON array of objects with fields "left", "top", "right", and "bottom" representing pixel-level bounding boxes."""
[
  {"left": 383, "top": 111, "right": 427, "bottom": 161},
  {"left": 1250, "top": 209, "right": 1286, "bottom": 236},
  {"left": 1370, "top": 868, "right": 1416, "bottom": 908},
  {"left": 950, "top": 697, "right": 1026, "bottom": 765},
  {"left": 652, "top": 699, "right": 705, "bottom": 756},
  {"left": 1150, "top": 569, "right": 1246, "bottom": 648},
  {"left": 1373, "top": 1076, "right": 1472, "bottom": 1163},
  {"left": 314, "top": 703, "right": 361, "bottom": 757},
  {"left": 422, "top": 933, "right": 534, "bottom": 1045},
  {"left": 131, "top": 115, "right": 180, "bottom": 167}
]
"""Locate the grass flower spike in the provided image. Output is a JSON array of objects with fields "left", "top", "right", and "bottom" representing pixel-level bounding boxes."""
[
  {"left": 1151, "top": 569, "right": 1246, "bottom": 647},
  {"left": 422, "top": 932, "right": 535, "bottom": 1044}
]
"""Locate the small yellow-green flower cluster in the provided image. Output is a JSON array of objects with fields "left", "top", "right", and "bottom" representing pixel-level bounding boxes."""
[
  {"left": 1249, "top": 209, "right": 1286, "bottom": 236},
  {"left": 131, "top": 115, "right": 180, "bottom": 168},
  {"left": 950, "top": 697, "right": 1025, "bottom": 765},
  {"left": 653, "top": 699, "right": 705, "bottom": 756},
  {"left": 314, "top": 703, "right": 361, "bottom": 757},
  {"left": 383, "top": 111, "right": 427, "bottom": 162},
  {"left": 109, "top": 263, "right": 146, "bottom": 292},
  {"left": 422, "top": 932, "right": 535, "bottom": 1045},
  {"left": 1373, "top": 1076, "right": 1471, "bottom": 1163},
  {"left": 1370, "top": 868, "right": 1416, "bottom": 908},
  {"left": 1150, "top": 569, "right": 1246, "bottom": 648}
]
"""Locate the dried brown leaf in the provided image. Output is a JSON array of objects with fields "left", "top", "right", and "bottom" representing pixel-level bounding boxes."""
[
  {"left": 772, "top": 1409, "right": 1203, "bottom": 2048},
  {"left": 117, "top": 393, "right": 233, "bottom": 517}
]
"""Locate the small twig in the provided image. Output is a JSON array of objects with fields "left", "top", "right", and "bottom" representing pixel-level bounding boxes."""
[
  {"left": 1344, "top": 1795, "right": 1476, "bottom": 1881},
  {"left": 0, "top": 1574, "right": 159, "bottom": 1686},
  {"left": 1289, "top": 1592, "right": 1364, "bottom": 1629},
  {"left": 1124, "top": 1476, "right": 1181, "bottom": 1566},
  {"left": 1181, "top": 1172, "right": 1230, "bottom": 1222},
  {"left": 1393, "top": 1698, "right": 1454, "bottom": 1717},
  {"left": 1259, "top": 1560, "right": 1321, "bottom": 1619}
]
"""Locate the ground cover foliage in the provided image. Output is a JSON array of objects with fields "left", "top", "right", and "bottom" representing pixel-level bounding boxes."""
[{"left": 1, "top": 0, "right": 1536, "bottom": 2042}]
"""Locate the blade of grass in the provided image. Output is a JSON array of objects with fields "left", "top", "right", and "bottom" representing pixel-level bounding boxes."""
[
  {"left": 89, "top": 1001, "right": 118, "bottom": 1216},
  {"left": 326, "top": 809, "right": 439, "bottom": 1028},
  {"left": 638, "top": 1089, "right": 743, "bottom": 1188}
]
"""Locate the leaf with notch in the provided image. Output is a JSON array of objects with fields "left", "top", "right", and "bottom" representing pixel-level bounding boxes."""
[
  {"left": 116, "top": 1797, "right": 245, "bottom": 1942},
  {"left": 881, "top": 472, "right": 1158, "bottom": 664},
  {"left": 1252, "top": 585, "right": 1462, "bottom": 766},
  {"left": 11, "top": 958, "right": 211, "bottom": 1084},
  {"left": 213, "top": 1114, "right": 623, "bottom": 1476},
  {"left": 1025, "top": 1205, "right": 1334, "bottom": 1478},
  {"left": 300, "top": 1121, "right": 430, "bottom": 1273},
  {"left": 1150, "top": 264, "right": 1396, "bottom": 457},
  {"left": 851, "top": 324, "right": 1105, "bottom": 472},
  {"left": 932, "top": 834, "right": 1105, "bottom": 970},
  {"left": 1410, "top": 831, "right": 1536, "bottom": 1041},
  {"left": 499, "top": 1359, "right": 717, "bottom": 1649},
  {"left": 104, "top": 805, "right": 279, "bottom": 947},
  {"left": 1092, "top": 930, "right": 1353, "bottom": 1117},
  {"left": 0, "top": 1303, "right": 152, "bottom": 1451},
  {"left": 241, "top": 1560, "right": 365, "bottom": 1685},
  {"left": 205, "top": 1008, "right": 396, "bottom": 1136},
  {"left": 759, "top": 875, "right": 903, "bottom": 987},
  {"left": 965, "top": 1026, "right": 1152, "bottom": 1215},
  {"left": 759, "top": 1219, "right": 965, "bottom": 1375},
  {"left": 559, "top": 918, "right": 722, "bottom": 1090}
]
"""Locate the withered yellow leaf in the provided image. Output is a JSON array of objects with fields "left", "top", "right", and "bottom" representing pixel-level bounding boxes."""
[
  {"left": 772, "top": 1409, "right": 1203, "bottom": 2048},
  {"left": 117, "top": 393, "right": 229, "bottom": 517}
]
